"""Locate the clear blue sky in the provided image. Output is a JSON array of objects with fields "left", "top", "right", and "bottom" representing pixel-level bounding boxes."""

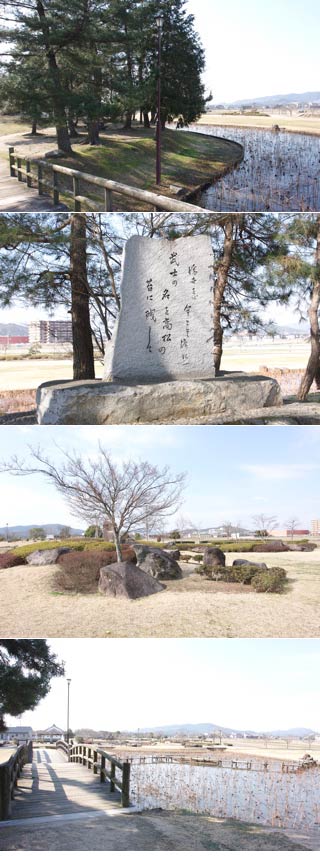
[
  {"left": 1, "top": 424, "right": 319, "bottom": 530},
  {"left": 7, "top": 638, "right": 320, "bottom": 732},
  {"left": 187, "top": 0, "right": 320, "bottom": 102}
]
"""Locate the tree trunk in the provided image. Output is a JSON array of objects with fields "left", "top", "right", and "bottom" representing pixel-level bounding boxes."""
[
  {"left": 31, "top": 119, "right": 37, "bottom": 135},
  {"left": 36, "top": 0, "right": 72, "bottom": 154},
  {"left": 298, "top": 218, "right": 320, "bottom": 401},
  {"left": 87, "top": 120, "right": 100, "bottom": 145},
  {"left": 70, "top": 213, "right": 95, "bottom": 380},
  {"left": 113, "top": 529, "right": 123, "bottom": 562},
  {"left": 213, "top": 218, "right": 234, "bottom": 372},
  {"left": 68, "top": 115, "right": 79, "bottom": 137},
  {"left": 143, "top": 111, "right": 150, "bottom": 128},
  {"left": 123, "top": 111, "right": 132, "bottom": 130}
]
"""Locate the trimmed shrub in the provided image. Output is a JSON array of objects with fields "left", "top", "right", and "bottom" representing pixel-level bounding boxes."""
[
  {"left": 0, "top": 551, "right": 27, "bottom": 568},
  {"left": 251, "top": 567, "right": 287, "bottom": 593},
  {"left": 228, "top": 564, "right": 263, "bottom": 584},
  {"left": 251, "top": 541, "right": 289, "bottom": 553},
  {"left": 53, "top": 547, "right": 136, "bottom": 594},
  {"left": 12, "top": 539, "right": 115, "bottom": 559},
  {"left": 198, "top": 564, "right": 230, "bottom": 581}
]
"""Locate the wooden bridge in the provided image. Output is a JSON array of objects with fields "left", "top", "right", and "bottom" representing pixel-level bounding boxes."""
[{"left": 0, "top": 743, "right": 130, "bottom": 823}]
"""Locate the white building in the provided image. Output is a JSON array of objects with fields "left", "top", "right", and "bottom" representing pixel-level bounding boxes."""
[
  {"left": 33, "top": 724, "right": 66, "bottom": 743},
  {"left": 0, "top": 726, "right": 33, "bottom": 744}
]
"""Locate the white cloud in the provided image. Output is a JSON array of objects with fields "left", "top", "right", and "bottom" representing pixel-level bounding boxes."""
[{"left": 240, "top": 464, "right": 317, "bottom": 481}]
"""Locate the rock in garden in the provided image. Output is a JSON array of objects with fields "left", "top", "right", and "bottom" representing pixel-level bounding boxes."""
[
  {"left": 98, "top": 561, "right": 164, "bottom": 599},
  {"left": 203, "top": 546, "right": 226, "bottom": 567},
  {"left": 251, "top": 540, "right": 290, "bottom": 552},
  {"left": 133, "top": 545, "right": 182, "bottom": 579},
  {"left": 26, "top": 547, "right": 72, "bottom": 565},
  {"left": 168, "top": 549, "right": 181, "bottom": 560},
  {"left": 233, "top": 559, "right": 268, "bottom": 570}
]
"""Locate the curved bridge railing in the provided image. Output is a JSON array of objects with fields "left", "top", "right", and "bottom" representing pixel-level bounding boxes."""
[
  {"left": 56, "top": 741, "right": 130, "bottom": 807},
  {"left": 0, "top": 741, "right": 33, "bottom": 820}
]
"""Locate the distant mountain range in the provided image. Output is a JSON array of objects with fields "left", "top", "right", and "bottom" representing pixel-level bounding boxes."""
[
  {"left": 72, "top": 723, "right": 316, "bottom": 739},
  {"left": 0, "top": 323, "right": 28, "bottom": 336},
  {"left": 0, "top": 524, "right": 83, "bottom": 537},
  {"left": 229, "top": 91, "right": 320, "bottom": 107},
  {"left": 137, "top": 723, "right": 316, "bottom": 738}
]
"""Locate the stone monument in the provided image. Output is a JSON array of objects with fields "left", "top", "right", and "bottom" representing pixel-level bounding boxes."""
[
  {"left": 36, "top": 234, "right": 283, "bottom": 424},
  {"left": 104, "top": 235, "right": 215, "bottom": 382}
]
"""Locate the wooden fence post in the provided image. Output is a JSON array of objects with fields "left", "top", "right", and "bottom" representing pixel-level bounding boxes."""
[
  {"left": 104, "top": 188, "right": 113, "bottom": 211},
  {"left": 0, "top": 765, "right": 11, "bottom": 820},
  {"left": 100, "top": 755, "right": 105, "bottom": 783},
  {"left": 17, "top": 157, "right": 22, "bottom": 181},
  {"left": 122, "top": 762, "right": 130, "bottom": 808},
  {"left": 26, "top": 160, "right": 32, "bottom": 187},
  {"left": 93, "top": 750, "right": 98, "bottom": 774},
  {"left": 9, "top": 146, "right": 15, "bottom": 177},
  {"left": 110, "top": 761, "right": 115, "bottom": 792},
  {"left": 37, "top": 164, "right": 43, "bottom": 195},
  {"left": 73, "top": 176, "right": 80, "bottom": 210},
  {"left": 53, "top": 171, "right": 59, "bottom": 205}
]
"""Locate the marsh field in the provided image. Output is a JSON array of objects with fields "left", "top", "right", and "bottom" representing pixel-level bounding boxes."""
[
  {"left": 1, "top": 549, "right": 319, "bottom": 638},
  {"left": 185, "top": 119, "right": 320, "bottom": 211}
]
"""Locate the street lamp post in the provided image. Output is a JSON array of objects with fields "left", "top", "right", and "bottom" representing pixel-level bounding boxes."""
[
  {"left": 156, "top": 13, "right": 164, "bottom": 185},
  {"left": 66, "top": 678, "right": 71, "bottom": 743}
]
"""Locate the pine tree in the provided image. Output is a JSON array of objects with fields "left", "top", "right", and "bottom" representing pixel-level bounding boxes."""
[{"left": 0, "top": 640, "right": 64, "bottom": 728}]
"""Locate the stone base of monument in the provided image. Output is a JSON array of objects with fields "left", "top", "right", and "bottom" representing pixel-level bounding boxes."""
[{"left": 36, "top": 371, "right": 282, "bottom": 425}]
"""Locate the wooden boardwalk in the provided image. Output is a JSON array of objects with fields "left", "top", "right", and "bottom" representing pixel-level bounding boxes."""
[{"left": 10, "top": 747, "right": 121, "bottom": 820}]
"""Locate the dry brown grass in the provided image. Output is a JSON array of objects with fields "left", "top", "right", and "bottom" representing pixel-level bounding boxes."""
[
  {"left": 0, "top": 389, "right": 36, "bottom": 413},
  {"left": 198, "top": 112, "right": 320, "bottom": 136},
  {"left": 1, "top": 551, "right": 319, "bottom": 638}
]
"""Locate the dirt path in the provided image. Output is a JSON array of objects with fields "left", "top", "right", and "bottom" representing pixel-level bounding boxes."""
[
  {"left": 0, "top": 808, "right": 312, "bottom": 850},
  {"left": 1, "top": 552, "right": 319, "bottom": 637}
]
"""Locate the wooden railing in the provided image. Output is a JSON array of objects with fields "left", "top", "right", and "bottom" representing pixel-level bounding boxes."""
[
  {"left": 8, "top": 147, "right": 207, "bottom": 213},
  {"left": 0, "top": 742, "right": 33, "bottom": 820},
  {"left": 56, "top": 742, "right": 130, "bottom": 807}
]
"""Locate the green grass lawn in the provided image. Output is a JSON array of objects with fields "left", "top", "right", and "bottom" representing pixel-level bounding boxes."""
[{"left": 63, "top": 125, "right": 243, "bottom": 195}]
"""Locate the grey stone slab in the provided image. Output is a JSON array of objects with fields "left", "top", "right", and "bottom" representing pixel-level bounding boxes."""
[
  {"left": 104, "top": 235, "right": 215, "bottom": 382},
  {"left": 36, "top": 372, "right": 282, "bottom": 425}
]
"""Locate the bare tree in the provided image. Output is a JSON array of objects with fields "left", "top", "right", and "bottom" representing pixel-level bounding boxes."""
[
  {"left": 0, "top": 445, "right": 186, "bottom": 562},
  {"left": 221, "top": 521, "right": 234, "bottom": 538},
  {"left": 284, "top": 518, "right": 301, "bottom": 540},
  {"left": 252, "top": 514, "right": 278, "bottom": 536}
]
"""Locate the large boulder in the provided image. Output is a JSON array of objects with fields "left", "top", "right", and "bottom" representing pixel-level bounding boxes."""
[
  {"left": 99, "top": 561, "right": 164, "bottom": 599},
  {"left": 26, "top": 547, "right": 72, "bottom": 565},
  {"left": 168, "top": 549, "right": 181, "bottom": 560},
  {"left": 133, "top": 545, "right": 182, "bottom": 580},
  {"left": 251, "top": 540, "right": 290, "bottom": 553},
  {"left": 203, "top": 547, "right": 226, "bottom": 568},
  {"left": 36, "top": 374, "right": 282, "bottom": 425},
  {"left": 233, "top": 559, "right": 268, "bottom": 570},
  {"left": 288, "top": 543, "right": 317, "bottom": 552}
]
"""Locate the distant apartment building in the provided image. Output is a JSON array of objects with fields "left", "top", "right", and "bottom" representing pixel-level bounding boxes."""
[
  {"left": 270, "top": 529, "right": 310, "bottom": 538},
  {"left": 311, "top": 520, "right": 320, "bottom": 536},
  {"left": 29, "top": 320, "right": 73, "bottom": 344}
]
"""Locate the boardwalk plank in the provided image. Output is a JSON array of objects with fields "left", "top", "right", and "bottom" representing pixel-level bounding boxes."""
[{"left": 11, "top": 748, "right": 121, "bottom": 820}]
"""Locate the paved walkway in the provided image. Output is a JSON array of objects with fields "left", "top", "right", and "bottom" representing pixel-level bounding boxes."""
[{"left": 0, "top": 132, "right": 67, "bottom": 211}]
